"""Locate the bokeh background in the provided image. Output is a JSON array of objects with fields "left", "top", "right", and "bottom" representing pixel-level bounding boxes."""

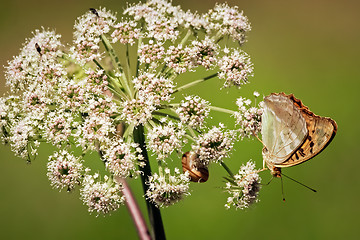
[{"left": 0, "top": 0, "right": 359, "bottom": 239}]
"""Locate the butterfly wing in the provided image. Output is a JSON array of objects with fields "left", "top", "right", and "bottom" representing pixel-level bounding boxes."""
[
  {"left": 276, "top": 94, "right": 337, "bottom": 167},
  {"left": 262, "top": 93, "right": 308, "bottom": 165}
]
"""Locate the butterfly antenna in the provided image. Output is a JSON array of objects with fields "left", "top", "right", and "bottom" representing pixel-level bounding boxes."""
[
  {"left": 281, "top": 175, "right": 286, "bottom": 202},
  {"left": 281, "top": 173, "right": 317, "bottom": 193}
]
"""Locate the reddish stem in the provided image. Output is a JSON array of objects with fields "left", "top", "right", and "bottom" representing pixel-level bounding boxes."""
[{"left": 115, "top": 176, "right": 151, "bottom": 240}]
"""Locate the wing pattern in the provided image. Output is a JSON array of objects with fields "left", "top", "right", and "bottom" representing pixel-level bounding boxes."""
[
  {"left": 262, "top": 93, "right": 308, "bottom": 165},
  {"left": 276, "top": 93, "right": 337, "bottom": 167}
]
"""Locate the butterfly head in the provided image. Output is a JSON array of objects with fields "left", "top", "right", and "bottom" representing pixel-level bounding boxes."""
[{"left": 270, "top": 166, "right": 282, "bottom": 177}]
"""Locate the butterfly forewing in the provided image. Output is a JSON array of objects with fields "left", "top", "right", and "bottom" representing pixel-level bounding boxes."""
[{"left": 262, "top": 93, "right": 308, "bottom": 165}]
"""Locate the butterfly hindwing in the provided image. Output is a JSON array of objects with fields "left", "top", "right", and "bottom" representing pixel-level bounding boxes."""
[
  {"left": 262, "top": 93, "right": 308, "bottom": 164},
  {"left": 277, "top": 94, "right": 337, "bottom": 167}
]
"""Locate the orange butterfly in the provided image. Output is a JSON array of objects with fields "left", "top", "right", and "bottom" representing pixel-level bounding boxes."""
[{"left": 261, "top": 93, "right": 337, "bottom": 177}]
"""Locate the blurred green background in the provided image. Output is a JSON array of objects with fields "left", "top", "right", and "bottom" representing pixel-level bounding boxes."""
[{"left": 0, "top": 0, "right": 359, "bottom": 239}]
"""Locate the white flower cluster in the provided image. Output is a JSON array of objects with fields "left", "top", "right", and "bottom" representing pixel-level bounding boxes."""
[
  {"left": 204, "top": 3, "right": 251, "bottom": 44},
  {"left": 1, "top": 0, "right": 263, "bottom": 213},
  {"left": 120, "top": 98, "right": 157, "bottom": 126},
  {"left": 192, "top": 124, "right": 236, "bottom": 168},
  {"left": 124, "top": 0, "right": 253, "bottom": 89},
  {"left": 163, "top": 38, "right": 219, "bottom": 73},
  {"left": 138, "top": 40, "right": 165, "bottom": 66},
  {"left": 124, "top": 0, "right": 182, "bottom": 41},
  {"left": 76, "top": 112, "right": 116, "bottom": 150},
  {"left": 44, "top": 110, "right": 74, "bottom": 147},
  {"left": 120, "top": 71, "right": 174, "bottom": 126},
  {"left": 101, "top": 137, "right": 144, "bottom": 178},
  {"left": 133, "top": 72, "right": 175, "bottom": 105},
  {"left": 5, "top": 28, "right": 64, "bottom": 93},
  {"left": 146, "top": 168, "right": 190, "bottom": 208},
  {"left": 176, "top": 95, "right": 210, "bottom": 129},
  {"left": 225, "top": 160, "right": 261, "bottom": 210},
  {"left": 8, "top": 116, "right": 39, "bottom": 159},
  {"left": 189, "top": 37, "right": 218, "bottom": 69},
  {"left": 234, "top": 92, "right": 264, "bottom": 139},
  {"left": 0, "top": 96, "right": 21, "bottom": 141},
  {"left": 147, "top": 120, "right": 186, "bottom": 160},
  {"left": 111, "top": 20, "right": 141, "bottom": 45},
  {"left": 71, "top": 7, "right": 117, "bottom": 64},
  {"left": 58, "top": 81, "right": 86, "bottom": 110},
  {"left": 164, "top": 45, "right": 193, "bottom": 74},
  {"left": 218, "top": 48, "right": 253, "bottom": 88},
  {"left": 47, "top": 150, "right": 84, "bottom": 191},
  {"left": 80, "top": 173, "right": 125, "bottom": 215}
]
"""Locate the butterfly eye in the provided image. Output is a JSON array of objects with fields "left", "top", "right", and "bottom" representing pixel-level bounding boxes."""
[{"left": 182, "top": 151, "right": 209, "bottom": 183}]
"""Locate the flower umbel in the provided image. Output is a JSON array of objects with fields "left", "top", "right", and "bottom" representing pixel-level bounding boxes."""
[
  {"left": 146, "top": 167, "right": 190, "bottom": 208},
  {"left": 47, "top": 150, "right": 84, "bottom": 191},
  {"left": 218, "top": 48, "right": 253, "bottom": 88},
  {"left": 192, "top": 124, "right": 236, "bottom": 168},
  {"left": 101, "top": 136, "right": 144, "bottom": 178},
  {"left": 1, "top": 0, "right": 263, "bottom": 225},
  {"left": 176, "top": 95, "right": 210, "bottom": 129},
  {"left": 234, "top": 92, "right": 264, "bottom": 139},
  {"left": 80, "top": 173, "right": 125, "bottom": 215},
  {"left": 147, "top": 120, "right": 186, "bottom": 161},
  {"left": 225, "top": 160, "right": 261, "bottom": 210}
]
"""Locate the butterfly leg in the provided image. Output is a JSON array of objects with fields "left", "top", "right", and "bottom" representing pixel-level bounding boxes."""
[{"left": 261, "top": 176, "right": 274, "bottom": 186}]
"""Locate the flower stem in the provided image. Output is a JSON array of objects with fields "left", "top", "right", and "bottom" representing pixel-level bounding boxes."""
[
  {"left": 174, "top": 73, "right": 218, "bottom": 93},
  {"left": 136, "top": 32, "right": 143, "bottom": 78},
  {"left": 97, "top": 144, "right": 151, "bottom": 240},
  {"left": 126, "top": 43, "right": 135, "bottom": 95},
  {"left": 133, "top": 125, "right": 166, "bottom": 240},
  {"left": 101, "top": 35, "right": 133, "bottom": 97},
  {"left": 100, "top": 35, "right": 124, "bottom": 74},
  {"left": 209, "top": 105, "right": 236, "bottom": 115},
  {"left": 153, "top": 111, "right": 181, "bottom": 121},
  {"left": 114, "top": 177, "right": 151, "bottom": 240},
  {"left": 180, "top": 29, "right": 192, "bottom": 45},
  {"left": 221, "top": 161, "right": 234, "bottom": 178}
]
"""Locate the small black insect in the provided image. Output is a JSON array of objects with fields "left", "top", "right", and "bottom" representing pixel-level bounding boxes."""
[
  {"left": 35, "top": 43, "right": 42, "bottom": 55},
  {"left": 89, "top": 8, "right": 99, "bottom": 17}
]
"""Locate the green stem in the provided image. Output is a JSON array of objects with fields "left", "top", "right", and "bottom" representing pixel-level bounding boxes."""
[
  {"left": 174, "top": 73, "right": 218, "bottom": 93},
  {"left": 100, "top": 35, "right": 123, "bottom": 74},
  {"left": 93, "top": 59, "right": 127, "bottom": 100},
  {"left": 212, "top": 31, "right": 224, "bottom": 44},
  {"left": 180, "top": 29, "right": 192, "bottom": 45},
  {"left": 126, "top": 44, "right": 131, "bottom": 76},
  {"left": 133, "top": 125, "right": 166, "bottom": 240},
  {"left": 221, "top": 162, "right": 234, "bottom": 178},
  {"left": 101, "top": 35, "right": 133, "bottom": 97},
  {"left": 209, "top": 105, "right": 236, "bottom": 115},
  {"left": 115, "top": 177, "right": 151, "bottom": 240},
  {"left": 152, "top": 111, "right": 181, "bottom": 122},
  {"left": 93, "top": 59, "right": 105, "bottom": 70},
  {"left": 136, "top": 35, "right": 143, "bottom": 78},
  {"left": 126, "top": 43, "right": 134, "bottom": 95},
  {"left": 122, "top": 123, "right": 134, "bottom": 140},
  {"left": 184, "top": 133, "right": 196, "bottom": 142},
  {"left": 107, "top": 84, "right": 128, "bottom": 100},
  {"left": 186, "top": 126, "right": 197, "bottom": 139}
]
